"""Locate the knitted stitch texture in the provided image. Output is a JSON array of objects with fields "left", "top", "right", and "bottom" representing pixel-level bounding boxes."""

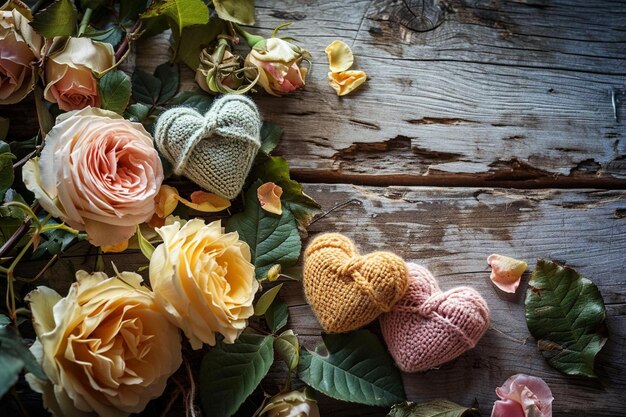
[
  {"left": 154, "top": 95, "right": 261, "bottom": 200},
  {"left": 380, "top": 263, "right": 490, "bottom": 373},
  {"left": 303, "top": 233, "right": 409, "bottom": 333}
]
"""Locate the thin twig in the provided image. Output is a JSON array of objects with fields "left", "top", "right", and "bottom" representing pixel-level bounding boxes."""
[
  {"left": 0, "top": 203, "right": 41, "bottom": 259},
  {"left": 310, "top": 199, "right": 362, "bottom": 225},
  {"left": 115, "top": 20, "right": 141, "bottom": 62}
]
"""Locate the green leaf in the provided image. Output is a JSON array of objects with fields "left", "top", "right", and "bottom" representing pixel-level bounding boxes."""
[
  {"left": 212, "top": 0, "right": 255, "bottom": 25},
  {"left": 168, "top": 91, "right": 214, "bottom": 113},
  {"left": 525, "top": 259, "right": 608, "bottom": 378},
  {"left": 254, "top": 283, "right": 283, "bottom": 316},
  {"left": 98, "top": 70, "right": 131, "bottom": 114},
  {"left": 173, "top": 18, "right": 224, "bottom": 69},
  {"left": 298, "top": 330, "right": 406, "bottom": 406},
  {"left": 0, "top": 148, "right": 16, "bottom": 198},
  {"left": 136, "top": 225, "right": 155, "bottom": 260},
  {"left": 252, "top": 156, "right": 321, "bottom": 232},
  {"left": 226, "top": 181, "right": 301, "bottom": 279},
  {"left": 265, "top": 296, "right": 288, "bottom": 333},
  {"left": 85, "top": 24, "right": 124, "bottom": 47},
  {"left": 124, "top": 103, "right": 151, "bottom": 122},
  {"left": 131, "top": 69, "right": 162, "bottom": 105},
  {"left": 120, "top": 0, "right": 149, "bottom": 24},
  {"left": 30, "top": 0, "right": 78, "bottom": 37},
  {"left": 154, "top": 63, "right": 179, "bottom": 104},
  {"left": 0, "top": 321, "right": 47, "bottom": 397},
  {"left": 200, "top": 334, "right": 274, "bottom": 417},
  {"left": 259, "top": 122, "right": 283, "bottom": 155},
  {"left": 142, "top": 0, "right": 209, "bottom": 35},
  {"left": 274, "top": 330, "right": 299, "bottom": 370},
  {"left": 387, "top": 400, "right": 482, "bottom": 417}
]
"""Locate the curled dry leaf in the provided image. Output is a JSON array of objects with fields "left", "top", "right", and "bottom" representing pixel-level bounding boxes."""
[
  {"left": 257, "top": 182, "right": 283, "bottom": 215},
  {"left": 325, "top": 40, "right": 354, "bottom": 72},
  {"left": 488, "top": 254, "right": 527, "bottom": 293},
  {"left": 153, "top": 185, "right": 231, "bottom": 225},
  {"left": 328, "top": 70, "right": 367, "bottom": 96}
]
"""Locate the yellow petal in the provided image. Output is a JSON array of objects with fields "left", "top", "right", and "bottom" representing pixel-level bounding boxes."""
[
  {"left": 177, "top": 191, "right": 231, "bottom": 212},
  {"left": 155, "top": 185, "right": 180, "bottom": 218},
  {"left": 487, "top": 254, "right": 528, "bottom": 293},
  {"left": 325, "top": 40, "right": 354, "bottom": 72},
  {"left": 328, "top": 70, "right": 367, "bottom": 96},
  {"left": 101, "top": 239, "right": 129, "bottom": 253},
  {"left": 257, "top": 182, "right": 283, "bottom": 215}
]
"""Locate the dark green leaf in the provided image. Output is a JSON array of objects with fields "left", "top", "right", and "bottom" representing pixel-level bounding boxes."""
[
  {"left": 124, "top": 103, "right": 151, "bottom": 122},
  {"left": 168, "top": 91, "right": 214, "bottom": 113},
  {"left": 200, "top": 334, "right": 274, "bottom": 417},
  {"left": 259, "top": 122, "right": 283, "bottom": 155},
  {"left": 173, "top": 18, "right": 224, "bottom": 69},
  {"left": 154, "top": 63, "right": 179, "bottom": 104},
  {"left": 387, "top": 400, "right": 482, "bottom": 417},
  {"left": 252, "top": 156, "right": 321, "bottom": 232},
  {"left": 525, "top": 259, "right": 608, "bottom": 378},
  {"left": 98, "top": 70, "right": 131, "bottom": 114},
  {"left": 0, "top": 321, "right": 47, "bottom": 397},
  {"left": 274, "top": 330, "right": 299, "bottom": 370},
  {"left": 85, "top": 24, "right": 124, "bottom": 47},
  {"left": 31, "top": 218, "right": 83, "bottom": 259},
  {"left": 120, "top": 0, "right": 149, "bottom": 24},
  {"left": 212, "top": 0, "right": 255, "bottom": 25},
  {"left": 226, "top": 181, "right": 301, "bottom": 279},
  {"left": 131, "top": 69, "right": 162, "bottom": 105},
  {"left": 254, "top": 283, "right": 283, "bottom": 316},
  {"left": 141, "top": 0, "right": 209, "bottom": 35},
  {"left": 298, "top": 330, "right": 406, "bottom": 406},
  {"left": 265, "top": 297, "right": 288, "bottom": 333},
  {"left": 0, "top": 150, "right": 16, "bottom": 198},
  {"left": 30, "top": 0, "right": 78, "bottom": 37}
]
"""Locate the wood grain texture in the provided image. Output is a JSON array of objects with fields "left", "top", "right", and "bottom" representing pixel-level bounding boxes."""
[
  {"left": 18, "top": 184, "right": 626, "bottom": 417},
  {"left": 130, "top": 0, "right": 626, "bottom": 187}
]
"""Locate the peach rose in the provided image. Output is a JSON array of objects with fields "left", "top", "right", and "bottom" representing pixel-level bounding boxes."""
[
  {"left": 150, "top": 218, "right": 258, "bottom": 349},
  {"left": 245, "top": 37, "right": 309, "bottom": 96},
  {"left": 0, "top": 4, "right": 42, "bottom": 104},
  {"left": 22, "top": 107, "right": 164, "bottom": 247},
  {"left": 491, "top": 374, "right": 553, "bottom": 417},
  {"left": 44, "top": 37, "right": 114, "bottom": 111},
  {"left": 25, "top": 271, "right": 182, "bottom": 417}
]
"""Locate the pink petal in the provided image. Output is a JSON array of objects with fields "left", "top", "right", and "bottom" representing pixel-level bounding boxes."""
[{"left": 492, "top": 400, "right": 525, "bottom": 417}]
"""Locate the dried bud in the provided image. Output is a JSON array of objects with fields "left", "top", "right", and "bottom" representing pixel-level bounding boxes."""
[{"left": 195, "top": 39, "right": 256, "bottom": 95}]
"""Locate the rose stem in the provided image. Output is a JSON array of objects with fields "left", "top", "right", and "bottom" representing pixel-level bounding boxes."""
[
  {"left": 115, "top": 20, "right": 141, "bottom": 62},
  {"left": 78, "top": 8, "right": 93, "bottom": 37}
]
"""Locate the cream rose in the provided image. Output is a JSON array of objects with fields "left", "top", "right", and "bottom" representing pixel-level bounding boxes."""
[
  {"left": 150, "top": 218, "right": 258, "bottom": 349},
  {"left": 22, "top": 107, "right": 164, "bottom": 247},
  {"left": 25, "top": 271, "right": 182, "bottom": 417},
  {"left": 0, "top": 3, "right": 42, "bottom": 104},
  {"left": 44, "top": 37, "right": 114, "bottom": 111}
]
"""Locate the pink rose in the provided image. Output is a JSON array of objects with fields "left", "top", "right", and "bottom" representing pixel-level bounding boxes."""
[
  {"left": 245, "top": 37, "right": 309, "bottom": 96},
  {"left": 492, "top": 374, "right": 554, "bottom": 417},
  {"left": 44, "top": 37, "right": 114, "bottom": 111},
  {"left": 23, "top": 107, "right": 164, "bottom": 247},
  {"left": 0, "top": 5, "right": 42, "bottom": 104}
]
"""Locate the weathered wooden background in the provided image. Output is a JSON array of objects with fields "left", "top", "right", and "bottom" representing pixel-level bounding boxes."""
[{"left": 5, "top": 0, "right": 626, "bottom": 416}]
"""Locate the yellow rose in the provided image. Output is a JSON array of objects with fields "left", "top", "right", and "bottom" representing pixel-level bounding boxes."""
[
  {"left": 0, "top": 3, "right": 43, "bottom": 104},
  {"left": 150, "top": 218, "right": 258, "bottom": 348},
  {"left": 25, "top": 271, "right": 182, "bottom": 417},
  {"left": 44, "top": 37, "right": 114, "bottom": 111}
]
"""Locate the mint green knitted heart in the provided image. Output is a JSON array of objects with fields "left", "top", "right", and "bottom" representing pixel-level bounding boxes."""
[{"left": 154, "top": 95, "right": 261, "bottom": 200}]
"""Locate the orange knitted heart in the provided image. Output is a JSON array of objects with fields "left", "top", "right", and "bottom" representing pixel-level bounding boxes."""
[
  {"left": 380, "top": 263, "right": 490, "bottom": 372},
  {"left": 303, "top": 233, "right": 409, "bottom": 333}
]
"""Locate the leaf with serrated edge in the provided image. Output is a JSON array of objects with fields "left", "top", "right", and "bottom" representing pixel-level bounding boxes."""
[
  {"left": 254, "top": 283, "right": 283, "bottom": 316},
  {"left": 226, "top": 181, "right": 301, "bottom": 279},
  {"left": 274, "top": 330, "right": 299, "bottom": 370},
  {"left": 259, "top": 122, "right": 283, "bottom": 155},
  {"left": 200, "top": 334, "right": 274, "bottom": 417},
  {"left": 387, "top": 400, "right": 482, "bottom": 417},
  {"left": 265, "top": 296, "right": 288, "bottom": 333},
  {"left": 131, "top": 69, "right": 161, "bottom": 105},
  {"left": 142, "top": 0, "right": 209, "bottom": 35},
  {"left": 525, "top": 259, "right": 608, "bottom": 378},
  {"left": 154, "top": 62, "right": 179, "bottom": 104},
  {"left": 298, "top": 330, "right": 405, "bottom": 406},
  {"left": 98, "top": 70, "right": 131, "bottom": 114},
  {"left": 212, "top": 0, "right": 254, "bottom": 25},
  {"left": 30, "top": 0, "right": 77, "bottom": 37}
]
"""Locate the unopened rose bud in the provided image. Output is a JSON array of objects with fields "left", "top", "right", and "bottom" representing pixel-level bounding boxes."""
[
  {"left": 195, "top": 38, "right": 255, "bottom": 95},
  {"left": 259, "top": 389, "right": 320, "bottom": 417}
]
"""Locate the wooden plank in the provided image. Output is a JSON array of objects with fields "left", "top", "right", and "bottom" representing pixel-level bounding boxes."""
[{"left": 19, "top": 184, "right": 626, "bottom": 416}]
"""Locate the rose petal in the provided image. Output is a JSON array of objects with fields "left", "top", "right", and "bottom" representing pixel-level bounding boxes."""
[
  {"left": 186, "top": 191, "right": 231, "bottom": 212},
  {"left": 491, "top": 399, "right": 526, "bottom": 417},
  {"left": 487, "top": 254, "right": 528, "bottom": 293},
  {"left": 155, "top": 185, "right": 180, "bottom": 218},
  {"left": 325, "top": 40, "right": 354, "bottom": 72},
  {"left": 328, "top": 70, "right": 367, "bottom": 96},
  {"left": 257, "top": 182, "right": 283, "bottom": 215},
  {"left": 101, "top": 239, "right": 129, "bottom": 253}
]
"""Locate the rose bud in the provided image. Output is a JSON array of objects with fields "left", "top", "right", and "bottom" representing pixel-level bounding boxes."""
[
  {"left": 259, "top": 389, "right": 320, "bottom": 417},
  {"left": 195, "top": 38, "right": 257, "bottom": 94}
]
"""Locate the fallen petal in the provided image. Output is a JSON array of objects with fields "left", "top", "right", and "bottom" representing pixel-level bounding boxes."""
[
  {"left": 155, "top": 185, "right": 180, "bottom": 218},
  {"left": 101, "top": 239, "right": 129, "bottom": 253},
  {"left": 328, "top": 70, "right": 367, "bottom": 96},
  {"left": 257, "top": 182, "right": 283, "bottom": 215},
  {"left": 184, "top": 191, "right": 231, "bottom": 212},
  {"left": 488, "top": 254, "right": 527, "bottom": 293},
  {"left": 325, "top": 40, "right": 354, "bottom": 72}
]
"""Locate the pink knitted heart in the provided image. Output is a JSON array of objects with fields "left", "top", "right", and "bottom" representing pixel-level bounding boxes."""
[{"left": 380, "top": 263, "right": 490, "bottom": 372}]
